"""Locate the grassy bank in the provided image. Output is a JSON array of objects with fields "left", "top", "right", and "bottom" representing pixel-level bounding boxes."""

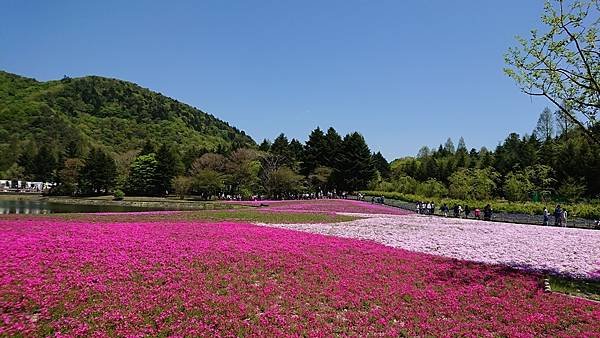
[
  {"left": 548, "top": 275, "right": 600, "bottom": 302},
  {"left": 0, "top": 193, "right": 43, "bottom": 200},
  {"left": 42, "top": 209, "right": 358, "bottom": 224},
  {"left": 360, "top": 190, "right": 600, "bottom": 220},
  {"left": 43, "top": 195, "right": 238, "bottom": 211}
]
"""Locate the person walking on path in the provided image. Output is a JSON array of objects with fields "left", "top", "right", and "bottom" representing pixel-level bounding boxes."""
[
  {"left": 453, "top": 205, "right": 460, "bottom": 218},
  {"left": 561, "top": 209, "right": 568, "bottom": 227},
  {"left": 464, "top": 205, "right": 471, "bottom": 219},
  {"left": 430, "top": 202, "right": 435, "bottom": 215},
  {"left": 474, "top": 208, "right": 481, "bottom": 219},
  {"left": 442, "top": 203, "right": 449, "bottom": 217},
  {"left": 543, "top": 207, "right": 549, "bottom": 226},
  {"left": 554, "top": 205, "right": 562, "bottom": 226},
  {"left": 483, "top": 204, "right": 493, "bottom": 221}
]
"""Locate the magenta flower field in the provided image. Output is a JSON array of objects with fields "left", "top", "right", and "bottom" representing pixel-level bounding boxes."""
[{"left": 1, "top": 200, "right": 600, "bottom": 336}]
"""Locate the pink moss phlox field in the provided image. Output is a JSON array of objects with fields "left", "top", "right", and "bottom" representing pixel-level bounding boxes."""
[
  {"left": 1, "top": 219, "right": 600, "bottom": 336},
  {"left": 264, "top": 214, "right": 600, "bottom": 280},
  {"left": 226, "top": 199, "right": 411, "bottom": 215}
]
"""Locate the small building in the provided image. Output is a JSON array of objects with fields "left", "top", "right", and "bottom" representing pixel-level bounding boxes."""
[{"left": 0, "top": 179, "right": 54, "bottom": 192}]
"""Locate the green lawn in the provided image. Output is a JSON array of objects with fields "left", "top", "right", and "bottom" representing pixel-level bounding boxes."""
[
  {"left": 7, "top": 209, "right": 358, "bottom": 224},
  {"left": 549, "top": 275, "right": 600, "bottom": 302}
]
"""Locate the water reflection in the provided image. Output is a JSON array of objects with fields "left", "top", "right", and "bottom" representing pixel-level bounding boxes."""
[{"left": 0, "top": 198, "right": 154, "bottom": 214}]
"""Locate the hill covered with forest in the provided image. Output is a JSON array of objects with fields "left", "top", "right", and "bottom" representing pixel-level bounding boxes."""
[{"left": 0, "top": 71, "right": 254, "bottom": 176}]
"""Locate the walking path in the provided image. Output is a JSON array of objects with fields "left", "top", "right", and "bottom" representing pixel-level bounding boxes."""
[{"left": 359, "top": 195, "right": 599, "bottom": 229}]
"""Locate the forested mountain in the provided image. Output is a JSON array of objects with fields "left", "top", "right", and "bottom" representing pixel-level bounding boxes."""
[{"left": 0, "top": 71, "right": 254, "bottom": 177}]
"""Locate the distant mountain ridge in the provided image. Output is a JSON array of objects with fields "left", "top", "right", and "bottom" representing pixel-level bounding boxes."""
[{"left": 0, "top": 71, "right": 255, "bottom": 164}]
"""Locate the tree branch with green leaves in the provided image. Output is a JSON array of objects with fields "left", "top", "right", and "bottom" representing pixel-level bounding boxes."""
[{"left": 505, "top": 0, "right": 600, "bottom": 143}]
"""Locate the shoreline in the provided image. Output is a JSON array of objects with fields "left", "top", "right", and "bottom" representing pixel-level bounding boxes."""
[{"left": 0, "top": 193, "right": 238, "bottom": 211}]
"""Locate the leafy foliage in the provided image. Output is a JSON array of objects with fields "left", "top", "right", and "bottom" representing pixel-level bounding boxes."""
[
  {"left": 78, "top": 148, "right": 117, "bottom": 195},
  {"left": 0, "top": 70, "right": 254, "bottom": 176},
  {"left": 504, "top": 0, "right": 600, "bottom": 143},
  {"left": 125, "top": 154, "right": 161, "bottom": 196}
]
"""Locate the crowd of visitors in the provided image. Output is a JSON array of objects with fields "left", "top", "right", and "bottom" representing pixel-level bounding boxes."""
[
  {"left": 415, "top": 201, "right": 435, "bottom": 215},
  {"left": 366, "top": 195, "right": 598, "bottom": 228},
  {"left": 543, "top": 205, "right": 568, "bottom": 227},
  {"left": 395, "top": 199, "right": 582, "bottom": 228},
  {"left": 415, "top": 202, "right": 493, "bottom": 221}
]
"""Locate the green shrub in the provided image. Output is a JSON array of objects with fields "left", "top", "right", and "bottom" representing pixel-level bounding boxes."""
[
  {"left": 360, "top": 190, "right": 600, "bottom": 219},
  {"left": 113, "top": 189, "right": 125, "bottom": 201}
]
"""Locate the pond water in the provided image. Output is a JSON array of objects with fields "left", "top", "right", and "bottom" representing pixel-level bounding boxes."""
[{"left": 0, "top": 198, "right": 154, "bottom": 214}]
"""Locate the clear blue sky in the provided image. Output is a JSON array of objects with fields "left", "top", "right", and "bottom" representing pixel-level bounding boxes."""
[{"left": 1, "top": 0, "right": 550, "bottom": 160}]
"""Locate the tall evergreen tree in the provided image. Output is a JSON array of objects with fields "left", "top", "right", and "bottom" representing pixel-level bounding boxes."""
[
  {"left": 335, "top": 132, "right": 376, "bottom": 192},
  {"left": 155, "top": 143, "right": 184, "bottom": 195},
  {"left": 270, "top": 133, "right": 290, "bottom": 160},
  {"left": 301, "top": 127, "right": 327, "bottom": 175},
  {"left": 417, "top": 146, "right": 431, "bottom": 158},
  {"left": 324, "top": 127, "right": 343, "bottom": 168},
  {"left": 125, "top": 154, "right": 161, "bottom": 196},
  {"left": 32, "top": 145, "right": 57, "bottom": 182},
  {"left": 79, "top": 148, "right": 117, "bottom": 195},
  {"left": 372, "top": 152, "right": 391, "bottom": 179},
  {"left": 455, "top": 137, "right": 469, "bottom": 168},
  {"left": 258, "top": 139, "right": 271, "bottom": 152},
  {"left": 457, "top": 137, "right": 467, "bottom": 152},
  {"left": 444, "top": 138, "right": 455, "bottom": 154},
  {"left": 534, "top": 107, "right": 555, "bottom": 141},
  {"left": 288, "top": 139, "right": 304, "bottom": 164}
]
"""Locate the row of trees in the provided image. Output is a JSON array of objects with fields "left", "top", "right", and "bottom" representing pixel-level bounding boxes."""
[
  {"left": 375, "top": 107, "right": 600, "bottom": 202},
  {"left": 10, "top": 127, "right": 384, "bottom": 199},
  {"left": 171, "top": 128, "right": 382, "bottom": 199}
]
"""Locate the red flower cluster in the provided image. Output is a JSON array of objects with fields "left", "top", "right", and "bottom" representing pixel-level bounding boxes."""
[{"left": 1, "top": 218, "right": 598, "bottom": 336}]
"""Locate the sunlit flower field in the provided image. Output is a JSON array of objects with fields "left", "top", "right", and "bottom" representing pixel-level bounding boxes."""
[{"left": 1, "top": 200, "right": 599, "bottom": 336}]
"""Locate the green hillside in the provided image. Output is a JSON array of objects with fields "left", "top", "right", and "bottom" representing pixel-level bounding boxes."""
[{"left": 0, "top": 71, "right": 254, "bottom": 173}]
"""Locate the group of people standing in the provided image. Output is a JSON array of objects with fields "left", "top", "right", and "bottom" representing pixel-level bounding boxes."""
[
  {"left": 415, "top": 202, "right": 493, "bottom": 221},
  {"left": 415, "top": 201, "right": 435, "bottom": 215},
  {"left": 543, "top": 205, "right": 568, "bottom": 227}
]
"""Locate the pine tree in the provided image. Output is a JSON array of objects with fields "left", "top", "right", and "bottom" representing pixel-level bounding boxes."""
[
  {"left": 444, "top": 138, "right": 455, "bottom": 154},
  {"left": 125, "top": 154, "right": 161, "bottom": 196},
  {"left": 288, "top": 139, "right": 304, "bottom": 164},
  {"left": 33, "top": 145, "right": 57, "bottom": 182},
  {"left": 79, "top": 148, "right": 117, "bottom": 195},
  {"left": 455, "top": 137, "right": 469, "bottom": 169},
  {"left": 534, "top": 107, "right": 554, "bottom": 141},
  {"left": 335, "top": 132, "right": 376, "bottom": 192},
  {"left": 324, "top": 127, "right": 343, "bottom": 168},
  {"left": 155, "top": 143, "right": 184, "bottom": 195},
  {"left": 372, "top": 152, "right": 391, "bottom": 178},
  {"left": 270, "top": 133, "right": 290, "bottom": 160},
  {"left": 457, "top": 137, "right": 467, "bottom": 152},
  {"left": 301, "top": 127, "right": 327, "bottom": 175},
  {"left": 258, "top": 139, "right": 271, "bottom": 152}
]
